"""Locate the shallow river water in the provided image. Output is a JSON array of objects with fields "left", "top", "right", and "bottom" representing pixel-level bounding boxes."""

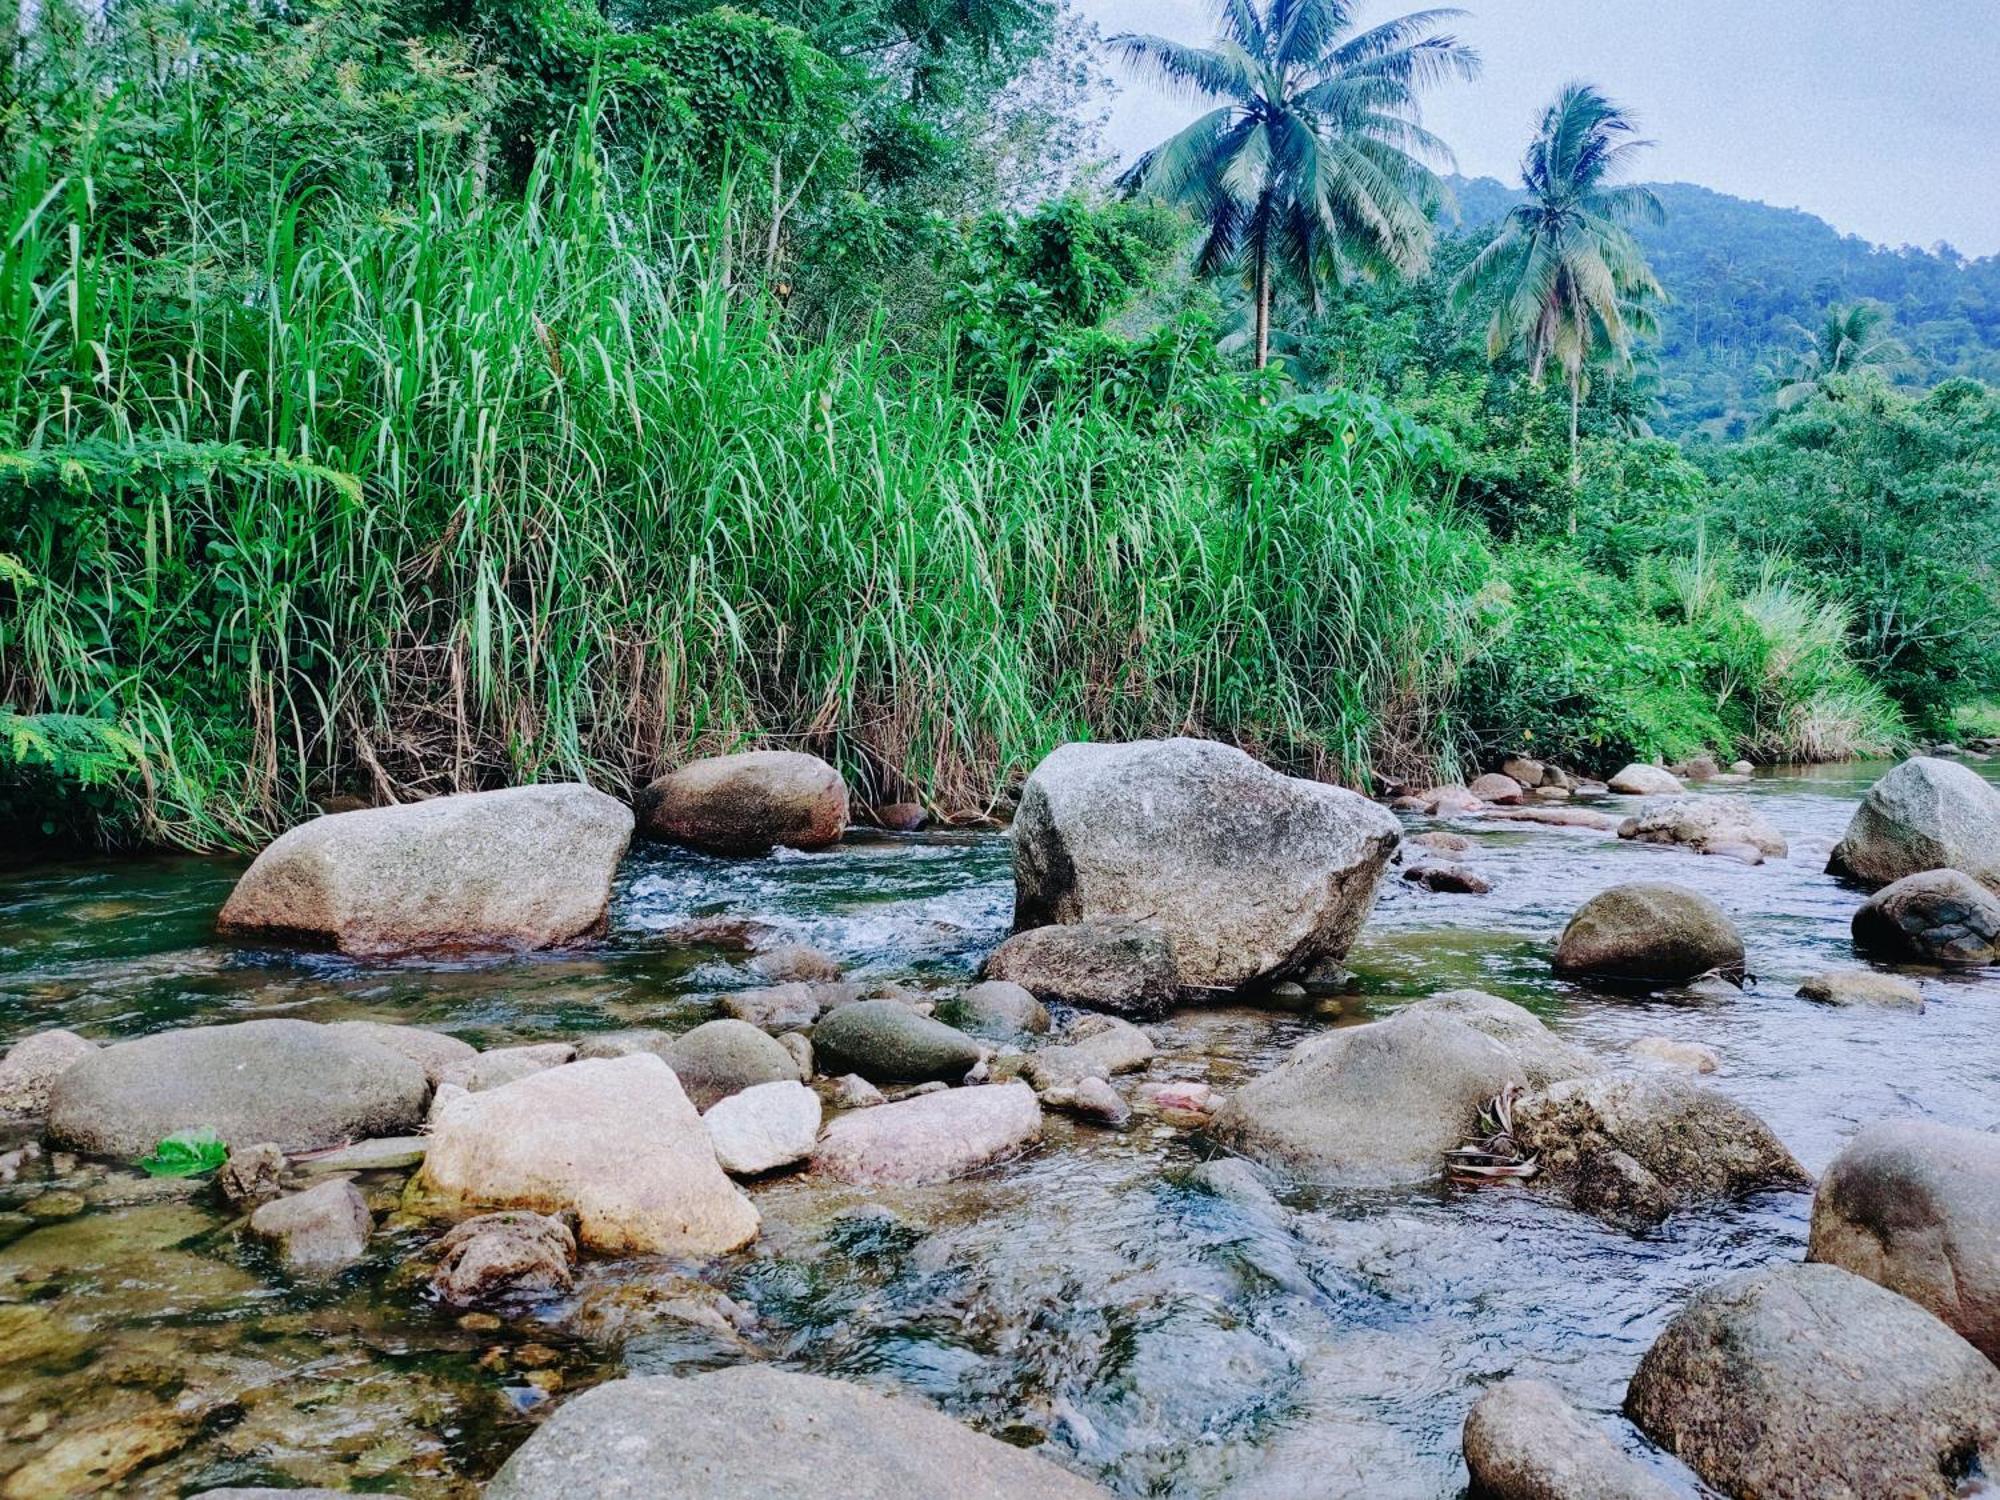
[{"left": 3, "top": 761, "right": 1997, "bottom": 1497}]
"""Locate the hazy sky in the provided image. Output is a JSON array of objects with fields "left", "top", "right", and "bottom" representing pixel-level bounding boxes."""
[{"left": 1082, "top": 0, "right": 2000, "bottom": 257}]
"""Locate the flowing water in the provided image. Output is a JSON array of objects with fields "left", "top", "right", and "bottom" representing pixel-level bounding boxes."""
[{"left": 3, "top": 762, "right": 1998, "bottom": 1497}]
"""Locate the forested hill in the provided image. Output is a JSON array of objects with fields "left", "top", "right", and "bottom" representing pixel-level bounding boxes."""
[{"left": 1450, "top": 176, "right": 2000, "bottom": 438}]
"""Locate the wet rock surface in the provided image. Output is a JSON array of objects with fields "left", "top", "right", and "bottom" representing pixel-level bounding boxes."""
[
  {"left": 483, "top": 1366, "right": 1109, "bottom": 1499},
  {"left": 1626, "top": 1262, "right": 2000, "bottom": 1500},
  {"left": 1851, "top": 867, "right": 2000, "bottom": 965},
  {"left": 248, "top": 1178, "right": 373, "bottom": 1273},
  {"left": 809, "top": 1000, "right": 983, "bottom": 1083},
  {"left": 1552, "top": 882, "right": 1745, "bottom": 986},
  {"left": 1462, "top": 1378, "right": 1676, "bottom": 1500},
  {"left": 428, "top": 1210, "right": 576, "bottom": 1306},
  {"left": 980, "top": 920, "right": 1182, "bottom": 1017}
]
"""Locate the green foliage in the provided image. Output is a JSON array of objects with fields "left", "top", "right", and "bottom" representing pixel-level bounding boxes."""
[{"left": 138, "top": 1128, "right": 229, "bottom": 1178}]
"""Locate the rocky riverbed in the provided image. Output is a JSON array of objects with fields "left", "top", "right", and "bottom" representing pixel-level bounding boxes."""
[{"left": 2, "top": 753, "right": 1999, "bottom": 1497}]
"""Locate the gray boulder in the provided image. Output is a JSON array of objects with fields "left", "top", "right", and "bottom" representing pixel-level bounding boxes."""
[
  {"left": 574, "top": 1028, "right": 674, "bottom": 1060},
  {"left": 1626, "top": 1262, "right": 2000, "bottom": 1500},
  {"left": 46, "top": 1019, "right": 428, "bottom": 1156},
  {"left": 0, "top": 1029, "right": 96, "bottom": 1118},
  {"left": 1010, "top": 738, "right": 1399, "bottom": 992},
  {"left": 980, "top": 921, "right": 1181, "bottom": 1018},
  {"left": 1616, "top": 795, "right": 1788, "bottom": 860},
  {"left": 1021, "top": 1015, "right": 1157, "bottom": 1091},
  {"left": 1405, "top": 990, "right": 1601, "bottom": 1088},
  {"left": 812, "top": 1083, "right": 1042, "bottom": 1186},
  {"left": 702, "top": 1080, "right": 821, "bottom": 1176},
  {"left": 720, "top": 983, "right": 846, "bottom": 1032},
  {"left": 428, "top": 1210, "right": 576, "bottom": 1306},
  {"left": 751, "top": 943, "right": 843, "bottom": 983},
  {"left": 938, "top": 981, "right": 1050, "bottom": 1038},
  {"left": 1462, "top": 1378, "right": 1676, "bottom": 1500},
  {"left": 1852, "top": 869, "right": 2000, "bottom": 966},
  {"left": 1509, "top": 1072, "right": 1809, "bottom": 1227},
  {"left": 637, "top": 750, "right": 847, "bottom": 854},
  {"left": 249, "top": 1179, "right": 372, "bottom": 1274},
  {"left": 483, "top": 1366, "right": 1108, "bottom": 1499},
  {"left": 218, "top": 784, "right": 632, "bottom": 955},
  {"left": 1552, "top": 882, "right": 1745, "bottom": 986},
  {"left": 1809, "top": 1119, "right": 2000, "bottom": 1362},
  {"left": 1211, "top": 1008, "right": 1535, "bottom": 1185},
  {"left": 1607, "top": 764, "right": 1683, "bottom": 796},
  {"left": 1829, "top": 756, "right": 2000, "bottom": 892},
  {"left": 663, "top": 1020, "right": 802, "bottom": 1110},
  {"left": 810, "top": 1001, "right": 983, "bottom": 1084},
  {"left": 437, "top": 1042, "right": 576, "bottom": 1093}
]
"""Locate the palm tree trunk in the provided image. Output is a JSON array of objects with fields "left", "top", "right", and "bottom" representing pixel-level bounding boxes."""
[
  {"left": 1253, "top": 244, "right": 1271, "bottom": 371},
  {"left": 1568, "top": 369, "right": 1583, "bottom": 519}
]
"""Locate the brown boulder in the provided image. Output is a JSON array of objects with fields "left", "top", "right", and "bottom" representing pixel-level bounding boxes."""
[{"left": 637, "top": 750, "right": 847, "bottom": 854}]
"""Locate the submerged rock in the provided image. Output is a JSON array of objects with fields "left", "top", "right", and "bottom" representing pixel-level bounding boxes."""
[
  {"left": 428, "top": 1210, "right": 576, "bottom": 1307},
  {"left": 1509, "top": 1072, "right": 1808, "bottom": 1226},
  {"left": 1628, "top": 1036, "right": 1719, "bottom": 1074},
  {"left": 217, "top": 1142, "right": 286, "bottom": 1207},
  {"left": 483, "top": 1366, "right": 1108, "bottom": 1499},
  {"left": 1828, "top": 755, "right": 2000, "bottom": 892},
  {"left": 2, "top": 1402, "right": 206, "bottom": 1498},
  {"left": 1552, "top": 882, "right": 1745, "bottom": 986},
  {"left": 1021, "top": 1014, "right": 1157, "bottom": 1091},
  {"left": 980, "top": 920, "right": 1181, "bottom": 1018},
  {"left": 248, "top": 1178, "right": 372, "bottom": 1274},
  {"left": 1626, "top": 1262, "right": 2000, "bottom": 1500},
  {"left": 46, "top": 1019, "right": 428, "bottom": 1157},
  {"left": 1616, "top": 795, "right": 1788, "bottom": 860},
  {"left": 1796, "top": 968, "right": 1925, "bottom": 1010},
  {"left": 1211, "top": 1008, "right": 1533, "bottom": 1185},
  {"left": 811, "top": 1082, "right": 1041, "bottom": 1186},
  {"left": 1010, "top": 737, "right": 1399, "bottom": 992},
  {"left": 663, "top": 1020, "right": 803, "bottom": 1111},
  {"left": 636, "top": 750, "right": 848, "bottom": 854},
  {"left": 0, "top": 1029, "right": 96, "bottom": 1120},
  {"left": 1400, "top": 861, "right": 1492, "bottom": 894},
  {"left": 218, "top": 783, "right": 633, "bottom": 955},
  {"left": 416, "top": 1054, "right": 758, "bottom": 1256},
  {"left": 1809, "top": 1119, "right": 2000, "bottom": 1362},
  {"left": 702, "top": 1079, "right": 821, "bottom": 1176},
  {"left": 1606, "top": 764, "right": 1684, "bottom": 796},
  {"left": 809, "top": 1000, "right": 983, "bottom": 1084},
  {"left": 1851, "top": 868, "right": 2000, "bottom": 966},
  {"left": 1462, "top": 1378, "right": 1676, "bottom": 1500}
]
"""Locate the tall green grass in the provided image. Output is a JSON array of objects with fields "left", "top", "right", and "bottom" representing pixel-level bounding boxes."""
[{"left": 0, "top": 97, "right": 1488, "bottom": 846}]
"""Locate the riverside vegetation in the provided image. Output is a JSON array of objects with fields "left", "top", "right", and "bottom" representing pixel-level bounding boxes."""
[{"left": 2, "top": 0, "right": 1997, "bottom": 851}]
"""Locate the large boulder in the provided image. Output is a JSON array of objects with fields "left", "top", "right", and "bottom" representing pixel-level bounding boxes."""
[
  {"left": 980, "top": 921, "right": 1182, "bottom": 1018},
  {"left": 1552, "top": 882, "right": 1745, "bottom": 986},
  {"left": 415, "top": 1054, "right": 758, "bottom": 1256},
  {"left": 811, "top": 1083, "right": 1041, "bottom": 1186},
  {"left": 1616, "top": 795, "right": 1788, "bottom": 861},
  {"left": 218, "top": 784, "right": 632, "bottom": 955},
  {"left": 1010, "top": 738, "right": 1399, "bottom": 992},
  {"left": 1211, "top": 1008, "right": 1543, "bottom": 1185},
  {"left": 46, "top": 1019, "right": 427, "bottom": 1156},
  {"left": 0, "top": 1029, "right": 96, "bottom": 1119},
  {"left": 938, "top": 980, "right": 1049, "bottom": 1038},
  {"left": 1851, "top": 869, "right": 2000, "bottom": 966},
  {"left": 323, "top": 1021, "right": 474, "bottom": 1085},
  {"left": 636, "top": 750, "right": 847, "bottom": 854},
  {"left": 1808, "top": 1120, "right": 2000, "bottom": 1362},
  {"left": 1626, "top": 1263, "right": 2000, "bottom": 1500},
  {"left": 1462, "top": 1378, "right": 1677, "bottom": 1500},
  {"left": 1828, "top": 756, "right": 2000, "bottom": 893},
  {"left": 1509, "top": 1072, "right": 1809, "bottom": 1227},
  {"left": 662, "top": 1020, "right": 803, "bottom": 1110},
  {"left": 810, "top": 1001, "right": 983, "bottom": 1084},
  {"left": 1406, "top": 990, "right": 1601, "bottom": 1088},
  {"left": 483, "top": 1366, "right": 1108, "bottom": 1500}
]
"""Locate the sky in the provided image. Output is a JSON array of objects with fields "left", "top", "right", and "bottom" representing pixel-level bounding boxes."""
[{"left": 1080, "top": 0, "right": 2000, "bottom": 257}]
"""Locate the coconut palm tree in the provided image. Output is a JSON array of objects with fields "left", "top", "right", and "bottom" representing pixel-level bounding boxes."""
[
  {"left": 1452, "top": 82, "right": 1663, "bottom": 476},
  {"left": 1111, "top": 1, "right": 1478, "bottom": 368},
  {"left": 1773, "top": 302, "right": 1906, "bottom": 410}
]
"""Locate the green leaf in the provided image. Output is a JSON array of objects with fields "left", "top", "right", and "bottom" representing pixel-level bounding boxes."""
[{"left": 137, "top": 1128, "right": 229, "bottom": 1178}]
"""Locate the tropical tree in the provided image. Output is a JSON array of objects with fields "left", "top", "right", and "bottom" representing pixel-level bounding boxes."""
[
  {"left": 1111, "top": 0, "right": 1478, "bottom": 368},
  {"left": 1453, "top": 82, "right": 1663, "bottom": 475},
  {"left": 1773, "top": 301, "right": 1906, "bottom": 409}
]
